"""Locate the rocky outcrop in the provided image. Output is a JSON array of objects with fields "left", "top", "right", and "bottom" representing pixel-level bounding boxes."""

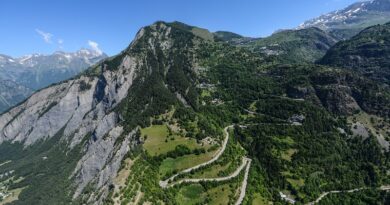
[
  {"left": 308, "top": 70, "right": 390, "bottom": 117},
  {"left": 0, "top": 21, "right": 202, "bottom": 203},
  {"left": 73, "top": 126, "right": 140, "bottom": 204},
  {"left": 314, "top": 84, "right": 361, "bottom": 115},
  {"left": 0, "top": 38, "right": 141, "bottom": 202}
]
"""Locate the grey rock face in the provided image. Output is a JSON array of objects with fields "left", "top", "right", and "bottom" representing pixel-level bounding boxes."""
[
  {"left": 0, "top": 23, "right": 178, "bottom": 202},
  {"left": 0, "top": 55, "right": 138, "bottom": 200},
  {"left": 0, "top": 49, "right": 107, "bottom": 113}
]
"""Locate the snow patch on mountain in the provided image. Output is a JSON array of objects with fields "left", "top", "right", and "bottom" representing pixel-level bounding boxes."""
[{"left": 297, "top": 0, "right": 390, "bottom": 34}]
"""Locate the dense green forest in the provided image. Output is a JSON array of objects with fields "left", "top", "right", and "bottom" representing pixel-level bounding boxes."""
[{"left": 0, "top": 20, "right": 389, "bottom": 205}]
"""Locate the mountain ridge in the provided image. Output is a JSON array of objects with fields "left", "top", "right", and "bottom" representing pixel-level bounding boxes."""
[
  {"left": 319, "top": 21, "right": 390, "bottom": 84},
  {"left": 0, "top": 21, "right": 389, "bottom": 204},
  {"left": 0, "top": 48, "right": 107, "bottom": 113},
  {"left": 297, "top": 0, "right": 390, "bottom": 39}
]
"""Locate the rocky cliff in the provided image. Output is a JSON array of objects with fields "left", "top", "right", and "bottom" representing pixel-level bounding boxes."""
[{"left": 0, "top": 21, "right": 214, "bottom": 204}]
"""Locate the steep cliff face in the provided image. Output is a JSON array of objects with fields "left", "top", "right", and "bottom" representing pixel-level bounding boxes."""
[
  {"left": 1, "top": 21, "right": 390, "bottom": 205},
  {"left": 0, "top": 21, "right": 209, "bottom": 204}
]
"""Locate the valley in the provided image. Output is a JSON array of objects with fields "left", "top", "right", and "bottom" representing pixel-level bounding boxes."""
[{"left": 0, "top": 0, "right": 390, "bottom": 204}]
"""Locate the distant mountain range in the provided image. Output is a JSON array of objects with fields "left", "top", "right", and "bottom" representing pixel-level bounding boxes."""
[
  {"left": 1, "top": 20, "right": 390, "bottom": 204},
  {"left": 212, "top": 0, "right": 390, "bottom": 63},
  {"left": 1, "top": 1, "right": 390, "bottom": 204},
  {"left": 297, "top": 0, "right": 390, "bottom": 39},
  {"left": 0, "top": 80, "right": 32, "bottom": 111},
  {"left": 0, "top": 49, "right": 107, "bottom": 113}
]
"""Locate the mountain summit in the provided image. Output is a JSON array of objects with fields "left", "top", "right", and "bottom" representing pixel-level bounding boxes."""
[
  {"left": 298, "top": 0, "right": 390, "bottom": 39},
  {"left": 0, "top": 20, "right": 389, "bottom": 205}
]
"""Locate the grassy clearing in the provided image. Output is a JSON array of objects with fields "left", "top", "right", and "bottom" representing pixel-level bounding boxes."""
[
  {"left": 175, "top": 184, "right": 206, "bottom": 205},
  {"left": 179, "top": 129, "right": 245, "bottom": 180},
  {"left": 281, "top": 149, "right": 298, "bottom": 161},
  {"left": 159, "top": 151, "right": 217, "bottom": 177},
  {"left": 142, "top": 125, "right": 203, "bottom": 156},
  {"left": 208, "top": 183, "right": 236, "bottom": 205},
  {"left": 252, "top": 193, "right": 269, "bottom": 205},
  {"left": 249, "top": 101, "right": 257, "bottom": 111},
  {"left": 191, "top": 27, "right": 214, "bottom": 41},
  {"left": 201, "top": 89, "right": 212, "bottom": 98},
  {"left": 273, "top": 136, "right": 295, "bottom": 146},
  {"left": 190, "top": 162, "right": 232, "bottom": 178},
  {"left": 287, "top": 178, "right": 305, "bottom": 190},
  {"left": 175, "top": 180, "right": 241, "bottom": 205}
]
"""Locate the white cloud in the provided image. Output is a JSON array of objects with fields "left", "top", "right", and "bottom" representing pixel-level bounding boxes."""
[
  {"left": 88, "top": 40, "right": 103, "bottom": 55},
  {"left": 35, "top": 29, "right": 53, "bottom": 43}
]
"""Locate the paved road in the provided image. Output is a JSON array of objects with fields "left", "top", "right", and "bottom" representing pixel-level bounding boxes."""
[
  {"left": 158, "top": 125, "right": 253, "bottom": 205},
  {"left": 303, "top": 185, "right": 390, "bottom": 205},
  {"left": 235, "top": 158, "right": 252, "bottom": 205},
  {"left": 165, "top": 157, "right": 250, "bottom": 188},
  {"left": 159, "top": 125, "right": 233, "bottom": 188}
]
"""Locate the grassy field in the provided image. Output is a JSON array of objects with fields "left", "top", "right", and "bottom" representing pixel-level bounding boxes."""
[
  {"left": 175, "top": 182, "right": 240, "bottom": 205},
  {"left": 252, "top": 193, "right": 269, "bottom": 205},
  {"left": 287, "top": 178, "right": 305, "bottom": 190},
  {"left": 201, "top": 89, "right": 212, "bottom": 98},
  {"left": 208, "top": 183, "right": 237, "bottom": 205},
  {"left": 189, "top": 162, "right": 232, "bottom": 178},
  {"left": 175, "top": 184, "right": 206, "bottom": 205},
  {"left": 281, "top": 149, "right": 297, "bottom": 161},
  {"left": 159, "top": 151, "right": 217, "bottom": 177},
  {"left": 182, "top": 130, "right": 246, "bottom": 179},
  {"left": 141, "top": 125, "right": 203, "bottom": 156},
  {"left": 273, "top": 136, "right": 295, "bottom": 146}
]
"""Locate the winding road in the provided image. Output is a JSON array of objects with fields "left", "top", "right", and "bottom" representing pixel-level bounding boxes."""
[
  {"left": 159, "top": 125, "right": 233, "bottom": 188},
  {"left": 304, "top": 185, "right": 390, "bottom": 205},
  {"left": 158, "top": 125, "right": 252, "bottom": 205},
  {"left": 235, "top": 158, "right": 252, "bottom": 205},
  {"left": 164, "top": 157, "right": 250, "bottom": 188}
]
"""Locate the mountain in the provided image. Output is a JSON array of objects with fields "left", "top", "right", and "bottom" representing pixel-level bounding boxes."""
[
  {"left": 298, "top": 0, "right": 390, "bottom": 39},
  {"left": 0, "top": 49, "right": 107, "bottom": 113},
  {"left": 0, "top": 49, "right": 107, "bottom": 90},
  {"left": 213, "top": 31, "right": 244, "bottom": 42},
  {"left": 234, "top": 27, "right": 338, "bottom": 63},
  {"left": 0, "top": 21, "right": 389, "bottom": 205},
  {"left": 0, "top": 80, "right": 32, "bottom": 113},
  {"left": 320, "top": 22, "right": 390, "bottom": 83}
]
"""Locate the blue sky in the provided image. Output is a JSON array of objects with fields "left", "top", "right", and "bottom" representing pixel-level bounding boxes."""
[{"left": 0, "top": 0, "right": 358, "bottom": 57}]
